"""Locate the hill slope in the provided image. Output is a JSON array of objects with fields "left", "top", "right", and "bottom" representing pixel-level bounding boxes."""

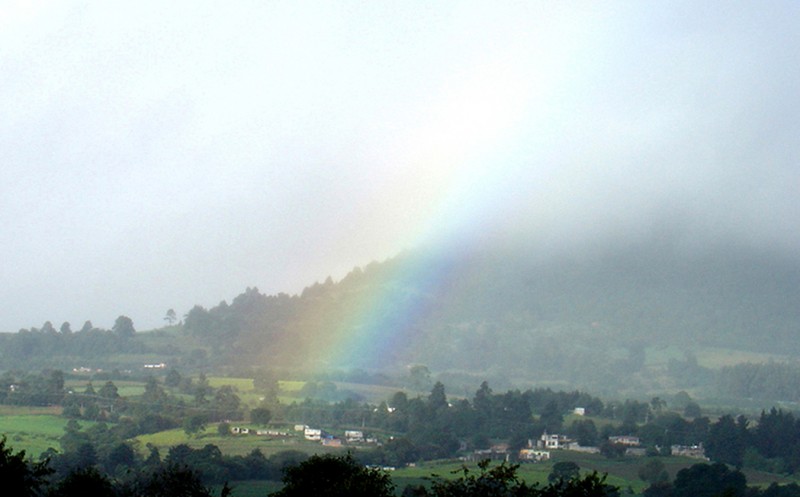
[{"left": 181, "top": 239, "right": 800, "bottom": 394}]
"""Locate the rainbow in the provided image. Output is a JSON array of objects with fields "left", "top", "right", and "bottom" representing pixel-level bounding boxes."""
[{"left": 301, "top": 60, "right": 540, "bottom": 372}]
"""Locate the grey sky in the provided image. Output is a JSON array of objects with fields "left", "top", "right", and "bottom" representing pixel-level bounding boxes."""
[{"left": 1, "top": 1, "right": 798, "bottom": 331}]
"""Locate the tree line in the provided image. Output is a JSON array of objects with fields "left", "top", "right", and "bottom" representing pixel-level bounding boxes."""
[{"left": 7, "top": 367, "right": 800, "bottom": 480}]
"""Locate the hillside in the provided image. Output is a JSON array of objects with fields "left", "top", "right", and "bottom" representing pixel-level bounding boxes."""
[
  {"left": 173, "top": 239, "right": 800, "bottom": 394},
  {"left": 4, "top": 239, "right": 799, "bottom": 400}
]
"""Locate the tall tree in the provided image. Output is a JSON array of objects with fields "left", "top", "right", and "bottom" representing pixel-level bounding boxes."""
[
  {"left": 549, "top": 461, "right": 580, "bottom": 483},
  {"left": 50, "top": 467, "right": 115, "bottom": 497},
  {"left": 99, "top": 381, "right": 119, "bottom": 400},
  {"left": 428, "top": 382, "right": 448, "bottom": 412},
  {"left": 164, "top": 309, "right": 177, "bottom": 326},
  {"left": 250, "top": 407, "right": 272, "bottom": 426},
  {"left": 112, "top": 316, "right": 135, "bottom": 338},
  {"left": 0, "top": 436, "right": 52, "bottom": 497},
  {"left": 671, "top": 463, "right": 746, "bottom": 497},
  {"left": 705, "top": 414, "right": 747, "bottom": 469},
  {"left": 271, "top": 453, "right": 394, "bottom": 497}
]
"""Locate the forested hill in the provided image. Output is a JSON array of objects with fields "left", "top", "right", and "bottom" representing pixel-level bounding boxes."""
[
  {"left": 4, "top": 240, "right": 799, "bottom": 396},
  {"left": 177, "top": 240, "right": 800, "bottom": 385}
]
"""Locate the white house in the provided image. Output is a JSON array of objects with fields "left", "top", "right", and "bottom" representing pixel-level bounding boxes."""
[
  {"left": 345, "top": 430, "right": 364, "bottom": 443},
  {"left": 519, "top": 449, "right": 550, "bottom": 462},
  {"left": 304, "top": 428, "right": 322, "bottom": 441},
  {"left": 538, "top": 431, "right": 570, "bottom": 449}
]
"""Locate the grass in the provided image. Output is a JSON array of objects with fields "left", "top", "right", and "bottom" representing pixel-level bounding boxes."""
[
  {"left": 0, "top": 405, "right": 61, "bottom": 416},
  {"left": 742, "top": 468, "right": 800, "bottom": 488},
  {"left": 278, "top": 381, "right": 306, "bottom": 393},
  {"left": 390, "top": 458, "right": 637, "bottom": 493},
  {"left": 644, "top": 344, "right": 793, "bottom": 371},
  {"left": 213, "top": 480, "right": 282, "bottom": 497},
  {"left": 207, "top": 377, "right": 255, "bottom": 391},
  {"left": 65, "top": 379, "right": 146, "bottom": 397},
  {"left": 0, "top": 413, "right": 98, "bottom": 457},
  {"left": 694, "top": 347, "right": 791, "bottom": 369},
  {"left": 330, "top": 382, "right": 409, "bottom": 404},
  {"left": 136, "top": 424, "right": 343, "bottom": 457}
]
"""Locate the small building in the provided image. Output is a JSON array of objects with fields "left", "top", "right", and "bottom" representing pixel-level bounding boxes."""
[
  {"left": 625, "top": 447, "right": 647, "bottom": 457},
  {"left": 608, "top": 435, "right": 640, "bottom": 446},
  {"left": 294, "top": 424, "right": 308, "bottom": 432},
  {"left": 538, "top": 431, "right": 571, "bottom": 450},
  {"left": 321, "top": 437, "right": 343, "bottom": 447},
  {"left": 491, "top": 443, "right": 510, "bottom": 453},
  {"left": 467, "top": 448, "right": 510, "bottom": 462},
  {"left": 304, "top": 428, "right": 322, "bottom": 441},
  {"left": 671, "top": 444, "right": 708, "bottom": 460},
  {"left": 573, "top": 407, "right": 586, "bottom": 416},
  {"left": 566, "top": 443, "right": 600, "bottom": 454},
  {"left": 519, "top": 449, "right": 550, "bottom": 462},
  {"left": 259, "top": 429, "right": 289, "bottom": 437},
  {"left": 345, "top": 430, "right": 364, "bottom": 443}
]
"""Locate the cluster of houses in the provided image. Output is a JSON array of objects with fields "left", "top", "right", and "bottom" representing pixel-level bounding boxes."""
[
  {"left": 228, "top": 404, "right": 707, "bottom": 462},
  {"left": 227, "top": 423, "right": 377, "bottom": 448},
  {"left": 466, "top": 430, "right": 707, "bottom": 463},
  {"left": 294, "top": 425, "right": 378, "bottom": 447},
  {"left": 229, "top": 426, "right": 291, "bottom": 436}
]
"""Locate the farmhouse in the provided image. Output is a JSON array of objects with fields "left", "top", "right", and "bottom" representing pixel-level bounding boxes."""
[
  {"left": 304, "top": 427, "right": 322, "bottom": 441},
  {"left": 537, "top": 431, "right": 571, "bottom": 449}
]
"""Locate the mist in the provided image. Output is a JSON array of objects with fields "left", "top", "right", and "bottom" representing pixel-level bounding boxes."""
[{"left": 1, "top": 2, "right": 798, "bottom": 331}]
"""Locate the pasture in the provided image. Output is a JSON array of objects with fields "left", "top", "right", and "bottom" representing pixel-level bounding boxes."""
[
  {"left": 136, "top": 424, "right": 343, "bottom": 457},
  {"left": 0, "top": 411, "right": 97, "bottom": 457}
]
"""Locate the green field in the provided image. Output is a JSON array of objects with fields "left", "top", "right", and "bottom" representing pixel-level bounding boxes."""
[
  {"left": 136, "top": 424, "right": 342, "bottom": 457},
  {"left": 0, "top": 413, "right": 98, "bottom": 456},
  {"left": 212, "top": 480, "right": 281, "bottom": 497},
  {"left": 65, "top": 379, "right": 146, "bottom": 397},
  {"left": 207, "top": 377, "right": 255, "bottom": 391},
  {"left": 644, "top": 344, "right": 791, "bottom": 371},
  {"left": 278, "top": 380, "right": 306, "bottom": 393}
]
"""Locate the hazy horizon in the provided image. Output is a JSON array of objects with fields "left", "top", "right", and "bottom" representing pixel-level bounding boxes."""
[{"left": 2, "top": 2, "right": 798, "bottom": 332}]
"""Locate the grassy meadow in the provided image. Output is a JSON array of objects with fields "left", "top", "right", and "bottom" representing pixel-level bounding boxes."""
[
  {"left": 135, "top": 424, "right": 342, "bottom": 458},
  {"left": 0, "top": 407, "right": 99, "bottom": 456}
]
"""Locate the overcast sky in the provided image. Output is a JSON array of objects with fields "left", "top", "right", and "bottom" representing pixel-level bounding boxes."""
[{"left": 2, "top": 1, "right": 798, "bottom": 331}]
